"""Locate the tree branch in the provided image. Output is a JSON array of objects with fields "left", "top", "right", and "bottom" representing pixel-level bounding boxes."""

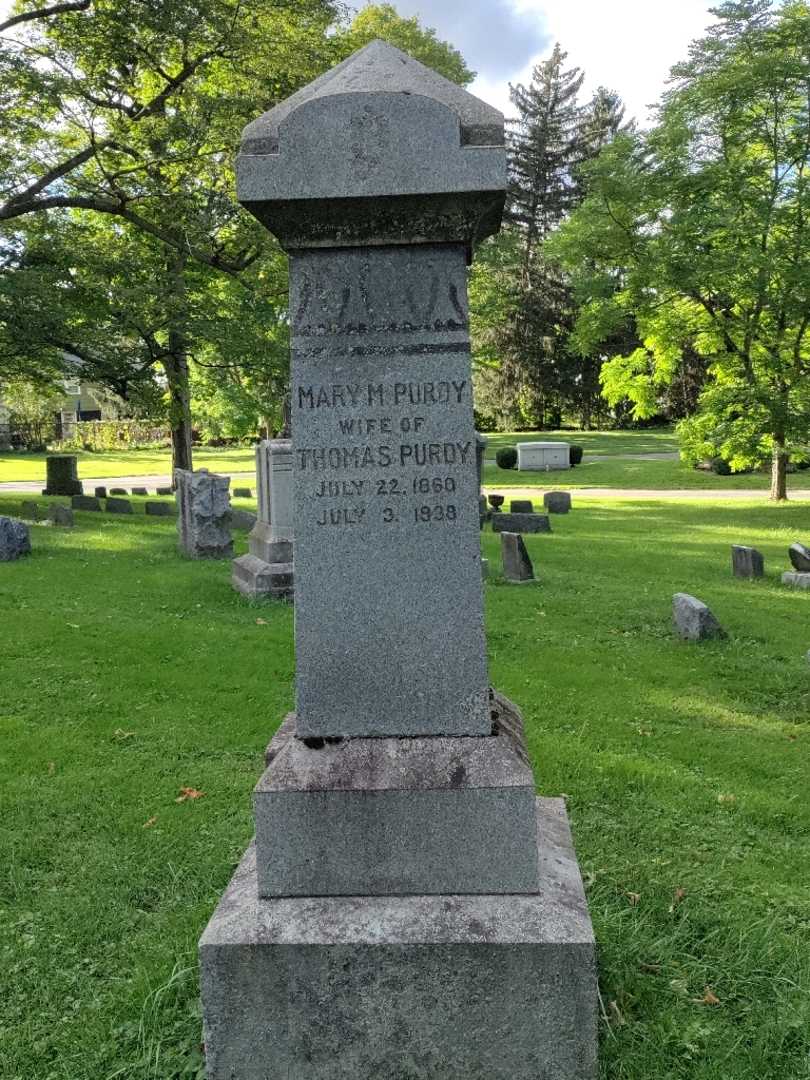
[{"left": 0, "top": 0, "right": 89, "bottom": 33}]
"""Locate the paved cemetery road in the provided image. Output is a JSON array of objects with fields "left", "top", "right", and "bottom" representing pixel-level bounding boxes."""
[{"left": 0, "top": 472, "right": 254, "bottom": 494}]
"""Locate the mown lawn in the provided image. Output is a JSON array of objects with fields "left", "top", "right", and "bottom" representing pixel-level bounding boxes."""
[
  {"left": 0, "top": 447, "right": 256, "bottom": 483},
  {"left": 1, "top": 493, "right": 809, "bottom": 1079},
  {"left": 483, "top": 427, "right": 679, "bottom": 458},
  {"left": 484, "top": 455, "right": 810, "bottom": 491}
]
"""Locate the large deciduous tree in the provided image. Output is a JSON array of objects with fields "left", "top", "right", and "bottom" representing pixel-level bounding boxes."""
[{"left": 555, "top": 0, "right": 810, "bottom": 498}]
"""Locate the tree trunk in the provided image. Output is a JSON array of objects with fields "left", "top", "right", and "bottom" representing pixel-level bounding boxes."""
[
  {"left": 770, "top": 433, "right": 788, "bottom": 501},
  {"left": 163, "top": 253, "right": 193, "bottom": 478}
]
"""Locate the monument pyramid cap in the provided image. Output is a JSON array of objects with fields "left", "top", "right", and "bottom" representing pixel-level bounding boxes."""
[{"left": 236, "top": 40, "right": 506, "bottom": 251}]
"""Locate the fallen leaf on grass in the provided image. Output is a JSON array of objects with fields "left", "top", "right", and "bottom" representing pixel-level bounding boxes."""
[
  {"left": 67, "top": 622, "right": 80, "bottom": 629},
  {"left": 640, "top": 962, "right": 661, "bottom": 974},
  {"left": 113, "top": 729, "right": 136, "bottom": 741},
  {"left": 669, "top": 887, "right": 687, "bottom": 913},
  {"left": 626, "top": 892, "right": 641, "bottom": 906},
  {"left": 143, "top": 816, "right": 158, "bottom": 828},
  {"left": 255, "top": 618, "right": 267, "bottom": 625},
  {"left": 47, "top": 761, "right": 56, "bottom": 775},
  {"left": 176, "top": 787, "right": 205, "bottom": 802},
  {"left": 717, "top": 793, "right": 736, "bottom": 804},
  {"left": 694, "top": 987, "right": 721, "bottom": 1006}
]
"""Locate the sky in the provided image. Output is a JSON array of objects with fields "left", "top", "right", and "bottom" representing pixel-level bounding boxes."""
[
  {"left": 0, "top": 0, "right": 718, "bottom": 127},
  {"left": 385, "top": 0, "right": 719, "bottom": 125}
]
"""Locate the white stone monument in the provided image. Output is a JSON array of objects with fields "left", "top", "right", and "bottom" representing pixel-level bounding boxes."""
[{"left": 517, "top": 440, "right": 571, "bottom": 470}]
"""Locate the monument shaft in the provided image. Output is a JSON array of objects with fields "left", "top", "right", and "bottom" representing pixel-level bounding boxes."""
[{"left": 291, "top": 244, "right": 489, "bottom": 737}]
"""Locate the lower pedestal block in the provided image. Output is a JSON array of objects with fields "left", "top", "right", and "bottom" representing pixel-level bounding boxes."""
[
  {"left": 199, "top": 798, "right": 597, "bottom": 1080},
  {"left": 232, "top": 553, "right": 294, "bottom": 601}
]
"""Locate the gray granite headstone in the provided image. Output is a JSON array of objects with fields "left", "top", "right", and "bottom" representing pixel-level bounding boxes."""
[
  {"left": 731, "top": 545, "right": 764, "bottom": 578},
  {"left": 501, "top": 531, "right": 535, "bottom": 583},
  {"left": 233, "top": 487, "right": 252, "bottom": 498},
  {"left": 492, "top": 512, "right": 552, "bottom": 534},
  {"left": 131, "top": 486, "right": 149, "bottom": 496},
  {"left": 788, "top": 543, "right": 810, "bottom": 572},
  {"left": 47, "top": 504, "right": 73, "bottom": 526},
  {"left": 231, "top": 509, "right": 257, "bottom": 531},
  {"left": 673, "top": 593, "right": 726, "bottom": 640},
  {"left": 106, "top": 497, "right": 133, "bottom": 514},
  {"left": 175, "top": 469, "right": 233, "bottom": 559},
  {"left": 94, "top": 486, "right": 107, "bottom": 499},
  {"left": 72, "top": 495, "right": 102, "bottom": 511},
  {"left": 0, "top": 516, "right": 31, "bottom": 560},
  {"left": 109, "top": 487, "right": 127, "bottom": 496},
  {"left": 200, "top": 41, "right": 597, "bottom": 1080},
  {"left": 145, "top": 500, "right": 174, "bottom": 517},
  {"left": 21, "top": 501, "right": 43, "bottom": 521},
  {"left": 510, "top": 499, "right": 533, "bottom": 513},
  {"left": 156, "top": 486, "right": 173, "bottom": 496},
  {"left": 783, "top": 571, "right": 810, "bottom": 589},
  {"left": 43, "top": 454, "right": 82, "bottom": 496},
  {"left": 232, "top": 439, "right": 295, "bottom": 602},
  {"left": 544, "top": 490, "right": 572, "bottom": 514}
]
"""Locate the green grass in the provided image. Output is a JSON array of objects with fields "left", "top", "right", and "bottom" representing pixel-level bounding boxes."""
[
  {"left": 483, "top": 427, "right": 680, "bottom": 458},
  {"left": 0, "top": 447, "right": 256, "bottom": 483},
  {"left": 484, "top": 456, "right": 810, "bottom": 491},
  {"left": 2, "top": 493, "right": 810, "bottom": 1078}
]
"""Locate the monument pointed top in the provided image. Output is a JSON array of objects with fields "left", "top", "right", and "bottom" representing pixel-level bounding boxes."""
[{"left": 241, "top": 40, "right": 504, "bottom": 155}]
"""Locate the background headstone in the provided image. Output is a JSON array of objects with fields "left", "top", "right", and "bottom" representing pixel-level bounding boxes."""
[
  {"left": 510, "top": 499, "right": 533, "bottom": 513},
  {"left": 21, "top": 501, "right": 43, "bottom": 521},
  {"left": 0, "top": 516, "right": 31, "bottom": 560},
  {"left": 231, "top": 509, "right": 257, "bottom": 531},
  {"left": 673, "top": 593, "right": 726, "bottom": 640},
  {"left": 783, "top": 572, "right": 810, "bottom": 590},
  {"left": 106, "top": 497, "right": 133, "bottom": 515},
  {"left": 131, "top": 486, "right": 149, "bottom": 496},
  {"left": 156, "top": 486, "right": 173, "bottom": 496},
  {"left": 789, "top": 543, "right": 810, "bottom": 572},
  {"left": 492, "top": 512, "right": 552, "bottom": 534},
  {"left": 544, "top": 491, "right": 572, "bottom": 514},
  {"left": 110, "top": 488, "right": 127, "bottom": 496},
  {"left": 94, "top": 486, "right": 107, "bottom": 499},
  {"left": 501, "top": 531, "right": 534, "bottom": 583},
  {"left": 233, "top": 487, "right": 252, "bottom": 498},
  {"left": 72, "top": 495, "right": 101, "bottom": 512},
  {"left": 47, "top": 504, "right": 73, "bottom": 526},
  {"left": 175, "top": 469, "right": 233, "bottom": 559},
  {"left": 731, "top": 545, "right": 764, "bottom": 578},
  {"left": 43, "top": 454, "right": 83, "bottom": 496},
  {"left": 232, "top": 439, "right": 294, "bottom": 601},
  {"left": 145, "top": 501, "right": 174, "bottom": 517}
]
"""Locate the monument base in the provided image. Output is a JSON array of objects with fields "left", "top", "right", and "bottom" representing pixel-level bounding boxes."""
[
  {"left": 783, "top": 571, "right": 810, "bottom": 590},
  {"left": 200, "top": 797, "right": 597, "bottom": 1080},
  {"left": 232, "top": 553, "right": 294, "bottom": 601}
]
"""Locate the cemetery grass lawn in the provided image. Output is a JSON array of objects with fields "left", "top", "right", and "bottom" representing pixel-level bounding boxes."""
[
  {"left": 0, "top": 446, "right": 256, "bottom": 483},
  {"left": 484, "top": 426, "right": 680, "bottom": 458},
  {"left": 483, "top": 455, "right": 810, "bottom": 491},
  {"left": 2, "top": 493, "right": 810, "bottom": 1080}
]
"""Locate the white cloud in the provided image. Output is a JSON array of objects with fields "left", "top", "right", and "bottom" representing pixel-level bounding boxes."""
[{"left": 470, "top": 0, "right": 717, "bottom": 125}]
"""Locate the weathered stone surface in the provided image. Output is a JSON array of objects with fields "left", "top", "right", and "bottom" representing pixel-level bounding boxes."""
[
  {"left": 544, "top": 490, "right": 572, "bottom": 514},
  {"left": 0, "top": 516, "right": 31, "bottom": 560},
  {"left": 106, "top": 497, "right": 133, "bottom": 514},
  {"left": 672, "top": 593, "right": 726, "bottom": 640},
  {"left": 248, "top": 522, "right": 292, "bottom": 566},
  {"left": 131, "top": 486, "right": 149, "bottom": 496},
  {"left": 175, "top": 468, "right": 233, "bottom": 559},
  {"left": 156, "top": 486, "right": 173, "bottom": 496},
  {"left": 731, "top": 545, "right": 764, "bottom": 578},
  {"left": 254, "top": 713, "right": 539, "bottom": 897},
  {"left": 21, "top": 501, "right": 42, "bottom": 521},
  {"left": 782, "top": 571, "right": 810, "bottom": 590},
  {"left": 492, "top": 512, "right": 552, "bottom": 535},
  {"left": 145, "top": 500, "right": 174, "bottom": 517},
  {"left": 501, "top": 532, "right": 534, "bottom": 583},
  {"left": 788, "top": 543, "right": 810, "bottom": 572},
  {"left": 475, "top": 431, "right": 487, "bottom": 489},
  {"left": 510, "top": 499, "right": 533, "bottom": 513},
  {"left": 48, "top": 504, "right": 73, "bottom": 526},
  {"left": 237, "top": 41, "right": 506, "bottom": 252},
  {"left": 232, "top": 554, "right": 293, "bottom": 601},
  {"left": 94, "top": 486, "right": 107, "bottom": 499},
  {"left": 231, "top": 509, "right": 257, "bottom": 531},
  {"left": 290, "top": 245, "right": 489, "bottom": 739},
  {"left": 517, "top": 442, "right": 570, "bottom": 471},
  {"left": 200, "top": 799, "right": 598, "bottom": 1080},
  {"left": 71, "top": 495, "right": 101, "bottom": 511},
  {"left": 43, "top": 454, "right": 83, "bottom": 496},
  {"left": 233, "top": 487, "right": 253, "bottom": 498}
]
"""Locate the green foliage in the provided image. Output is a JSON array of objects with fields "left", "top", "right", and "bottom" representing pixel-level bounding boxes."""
[
  {"left": 569, "top": 444, "right": 583, "bottom": 466},
  {"left": 556, "top": 2, "right": 810, "bottom": 498},
  {"left": 56, "top": 420, "right": 171, "bottom": 452},
  {"left": 495, "top": 445, "right": 518, "bottom": 470},
  {"left": 337, "top": 4, "right": 474, "bottom": 84}
]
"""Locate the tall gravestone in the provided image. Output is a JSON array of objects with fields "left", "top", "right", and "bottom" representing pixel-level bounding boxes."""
[
  {"left": 43, "top": 454, "right": 82, "bottom": 496},
  {"left": 175, "top": 468, "right": 233, "bottom": 559},
  {"left": 199, "top": 41, "right": 596, "bottom": 1079},
  {"left": 232, "top": 439, "right": 294, "bottom": 600}
]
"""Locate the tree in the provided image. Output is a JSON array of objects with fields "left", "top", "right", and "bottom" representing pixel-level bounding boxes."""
[{"left": 555, "top": 1, "right": 810, "bottom": 498}]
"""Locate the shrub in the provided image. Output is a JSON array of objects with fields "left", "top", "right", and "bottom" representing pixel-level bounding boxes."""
[
  {"left": 495, "top": 446, "right": 518, "bottom": 470},
  {"left": 569, "top": 444, "right": 584, "bottom": 466},
  {"left": 710, "top": 456, "right": 732, "bottom": 475}
]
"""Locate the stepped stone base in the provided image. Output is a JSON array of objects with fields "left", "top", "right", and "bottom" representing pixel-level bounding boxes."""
[
  {"left": 782, "top": 571, "right": 810, "bottom": 590},
  {"left": 232, "top": 553, "right": 293, "bottom": 601},
  {"left": 200, "top": 797, "right": 597, "bottom": 1080}
]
